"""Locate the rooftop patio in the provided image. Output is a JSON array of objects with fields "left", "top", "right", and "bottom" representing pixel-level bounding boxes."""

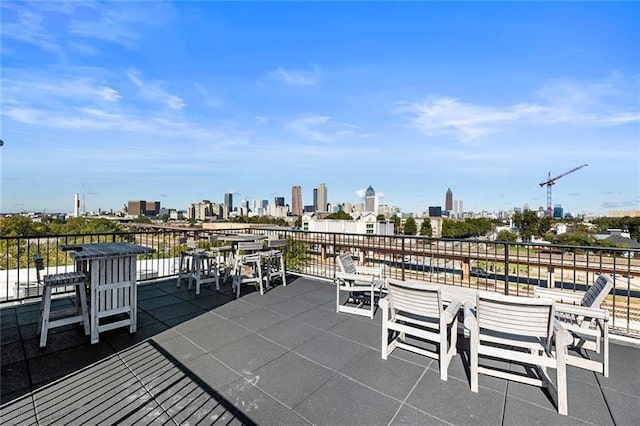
[{"left": 1, "top": 275, "right": 638, "bottom": 425}]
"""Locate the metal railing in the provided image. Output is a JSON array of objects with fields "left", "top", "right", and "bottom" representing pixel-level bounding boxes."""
[{"left": 2, "top": 227, "right": 639, "bottom": 336}]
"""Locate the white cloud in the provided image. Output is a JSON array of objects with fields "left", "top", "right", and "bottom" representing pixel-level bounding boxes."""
[
  {"left": 287, "top": 114, "right": 367, "bottom": 143},
  {"left": 268, "top": 65, "right": 321, "bottom": 86},
  {"left": 127, "top": 71, "right": 185, "bottom": 110},
  {"left": 396, "top": 75, "right": 640, "bottom": 141}
]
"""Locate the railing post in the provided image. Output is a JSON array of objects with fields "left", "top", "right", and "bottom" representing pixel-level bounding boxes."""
[
  {"left": 333, "top": 233, "right": 337, "bottom": 281},
  {"left": 504, "top": 243, "right": 510, "bottom": 295},
  {"left": 401, "top": 237, "right": 406, "bottom": 281}
]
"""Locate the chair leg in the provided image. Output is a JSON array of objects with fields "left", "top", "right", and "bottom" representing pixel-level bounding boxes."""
[
  {"left": 470, "top": 330, "right": 479, "bottom": 392},
  {"left": 381, "top": 307, "right": 389, "bottom": 360},
  {"left": 40, "top": 286, "right": 53, "bottom": 348},
  {"left": 280, "top": 255, "right": 287, "bottom": 286},
  {"left": 78, "top": 281, "right": 90, "bottom": 336}
]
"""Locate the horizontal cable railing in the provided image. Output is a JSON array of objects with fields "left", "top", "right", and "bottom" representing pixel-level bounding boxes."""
[{"left": 2, "top": 227, "right": 639, "bottom": 336}]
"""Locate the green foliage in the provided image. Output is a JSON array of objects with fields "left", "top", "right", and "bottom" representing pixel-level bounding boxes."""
[
  {"left": 285, "top": 238, "right": 309, "bottom": 270},
  {"left": 326, "top": 210, "right": 353, "bottom": 220},
  {"left": 404, "top": 217, "right": 417, "bottom": 235},
  {"left": 392, "top": 215, "right": 401, "bottom": 234},
  {"left": 0, "top": 216, "right": 46, "bottom": 236},
  {"left": 496, "top": 230, "right": 518, "bottom": 242},
  {"left": 419, "top": 218, "right": 432, "bottom": 236},
  {"left": 441, "top": 218, "right": 493, "bottom": 238},
  {"left": 376, "top": 214, "right": 386, "bottom": 221},
  {"left": 294, "top": 216, "right": 302, "bottom": 227},
  {"left": 512, "top": 210, "right": 548, "bottom": 242},
  {"left": 132, "top": 216, "right": 152, "bottom": 224},
  {"left": 592, "top": 216, "right": 640, "bottom": 241}
]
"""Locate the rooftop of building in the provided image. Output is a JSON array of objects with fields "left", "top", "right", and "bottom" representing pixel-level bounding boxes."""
[{"left": 1, "top": 276, "right": 638, "bottom": 425}]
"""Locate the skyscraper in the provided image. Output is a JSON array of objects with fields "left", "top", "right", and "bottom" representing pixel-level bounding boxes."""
[
  {"left": 291, "top": 185, "right": 302, "bottom": 216},
  {"left": 445, "top": 188, "right": 453, "bottom": 212},
  {"left": 365, "top": 186, "right": 376, "bottom": 213},
  {"left": 316, "top": 183, "right": 327, "bottom": 212},
  {"left": 224, "top": 192, "right": 233, "bottom": 216},
  {"left": 274, "top": 197, "right": 285, "bottom": 207}
]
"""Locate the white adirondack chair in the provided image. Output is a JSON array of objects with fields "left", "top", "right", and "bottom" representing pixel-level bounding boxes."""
[
  {"left": 381, "top": 278, "right": 462, "bottom": 381},
  {"left": 335, "top": 253, "right": 384, "bottom": 319},
  {"left": 464, "top": 292, "right": 572, "bottom": 415},
  {"left": 534, "top": 274, "right": 613, "bottom": 376}
]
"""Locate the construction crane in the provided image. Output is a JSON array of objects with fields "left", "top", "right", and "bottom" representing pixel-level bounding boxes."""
[{"left": 539, "top": 163, "right": 588, "bottom": 217}]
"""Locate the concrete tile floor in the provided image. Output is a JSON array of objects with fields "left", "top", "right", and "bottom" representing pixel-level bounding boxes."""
[{"left": 1, "top": 276, "right": 638, "bottom": 425}]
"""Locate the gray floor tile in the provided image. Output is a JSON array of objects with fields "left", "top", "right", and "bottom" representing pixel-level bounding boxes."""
[
  {"left": 211, "top": 334, "right": 287, "bottom": 375},
  {"left": 293, "top": 306, "right": 346, "bottom": 330},
  {"left": 329, "top": 317, "right": 381, "bottom": 349},
  {"left": 228, "top": 307, "right": 286, "bottom": 332},
  {"left": 263, "top": 299, "right": 315, "bottom": 318},
  {"left": 168, "top": 311, "right": 220, "bottom": 334},
  {"left": 185, "top": 318, "right": 251, "bottom": 353},
  {"left": 390, "top": 405, "right": 450, "bottom": 425},
  {"left": 146, "top": 300, "right": 205, "bottom": 323},
  {"left": 294, "top": 373, "right": 400, "bottom": 425},
  {"left": 1, "top": 326, "right": 21, "bottom": 345},
  {"left": 340, "top": 349, "right": 426, "bottom": 401},
  {"left": 602, "top": 386, "right": 640, "bottom": 426},
  {"left": 258, "top": 318, "right": 323, "bottom": 349},
  {"left": 105, "top": 321, "right": 170, "bottom": 352},
  {"left": 212, "top": 300, "right": 260, "bottom": 319},
  {"left": 1, "top": 361, "right": 31, "bottom": 401},
  {"left": 599, "top": 343, "right": 640, "bottom": 397},
  {"left": 406, "top": 368, "right": 504, "bottom": 426},
  {"left": 137, "top": 294, "right": 185, "bottom": 311},
  {"left": 182, "top": 353, "right": 240, "bottom": 390},
  {"left": 1, "top": 341, "right": 24, "bottom": 366},
  {"left": 188, "top": 293, "right": 233, "bottom": 310},
  {"left": 296, "top": 289, "right": 335, "bottom": 306},
  {"left": 294, "top": 332, "right": 368, "bottom": 371},
  {"left": 222, "top": 378, "right": 311, "bottom": 425},
  {"left": 154, "top": 334, "right": 207, "bottom": 363},
  {"left": 253, "top": 352, "right": 335, "bottom": 408}
]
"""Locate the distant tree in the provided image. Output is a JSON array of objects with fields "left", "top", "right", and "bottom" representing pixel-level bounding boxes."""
[
  {"left": 376, "top": 214, "right": 386, "bottom": 221},
  {"left": 392, "top": 215, "right": 401, "bottom": 234},
  {"left": 326, "top": 211, "right": 352, "bottom": 220},
  {"left": 294, "top": 216, "right": 302, "bottom": 227},
  {"left": 404, "top": 217, "right": 417, "bottom": 235},
  {"left": 132, "top": 216, "right": 152, "bottom": 224},
  {"left": 419, "top": 218, "right": 432, "bottom": 236},
  {"left": 0, "top": 216, "right": 46, "bottom": 236},
  {"left": 496, "top": 230, "right": 518, "bottom": 242},
  {"left": 512, "top": 210, "right": 541, "bottom": 242}
]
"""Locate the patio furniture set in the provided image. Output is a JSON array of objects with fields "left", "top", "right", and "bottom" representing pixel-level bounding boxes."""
[
  {"left": 335, "top": 252, "right": 613, "bottom": 416},
  {"left": 33, "top": 235, "right": 288, "bottom": 349}
]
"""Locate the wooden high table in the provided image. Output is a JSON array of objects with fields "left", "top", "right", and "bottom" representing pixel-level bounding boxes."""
[{"left": 62, "top": 242, "right": 155, "bottom": 343}]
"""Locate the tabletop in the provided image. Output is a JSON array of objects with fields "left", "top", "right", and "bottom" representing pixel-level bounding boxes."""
[
  {"left": 61, "top": 242, "right": 155, "bottom": 260},
  {"left": 217, "top": 234, "right": 268, "bottom": 242}
]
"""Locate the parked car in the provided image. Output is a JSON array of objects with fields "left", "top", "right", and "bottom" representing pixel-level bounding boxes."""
[{"left": 470, "top": 267, "right": 490, "bottom": 278}]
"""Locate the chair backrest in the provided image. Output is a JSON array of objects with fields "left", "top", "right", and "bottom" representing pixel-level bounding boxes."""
[
  {"left": 476, "top": 292, "right": 554, "bottom": 339},
  {"left": 581, "top": 275, "right": 613, "bottom": 308},
  {"left": 267, "top": 239, "right": 286, "bottom": 249},
  {"left": 34, "top": 254, "right": 45, "bottom": 284},
  {"left": 337, "top": 253, "right": 357, "bottom": 274},
  {"left": 386, "top": 278, "right": 443, "bottom": 318},
  {"left": 237, "top": 242, "right": 264, "bottom": 252}
]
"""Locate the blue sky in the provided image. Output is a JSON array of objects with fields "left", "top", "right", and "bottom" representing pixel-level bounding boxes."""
[{"left": 1, "top": 1, "right": 638, "bottom": 216}]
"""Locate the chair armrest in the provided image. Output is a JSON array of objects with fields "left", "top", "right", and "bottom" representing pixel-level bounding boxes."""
[
  {"left": 534, "top": 287, "right": 584, "bottom": 304},
  {"left": 336, "top": 272, "right": 373, "bottom": 282},
  {"left": 463, "top": 302, "right": 477, "bottom": 331},
  {"left": 354, "top": 266, "right": 384, "bottom": 277},
  {"left": 379, "top": 296, "right": 389, "bottom": 310},
  {"left": 555, "top": 304, "right": 609, "bottom": 321},
  {"left": 443, "top": 299, "right": 462, "bottom": 324},
  {"left": 552, "top": 319, "right": 572, "bottom": 349}
]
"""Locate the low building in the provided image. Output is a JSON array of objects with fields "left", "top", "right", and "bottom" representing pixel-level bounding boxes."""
[{"left": 301, "top": 212, "right": 393, "bottom": 235}]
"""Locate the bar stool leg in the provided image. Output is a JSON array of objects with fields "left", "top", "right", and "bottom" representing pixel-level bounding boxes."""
[
  {"left": 39, "top": 286, "right": 53, "bottom": 348},
  {"left": 78, "top": 281, "right": 90, "bottom": 336}
]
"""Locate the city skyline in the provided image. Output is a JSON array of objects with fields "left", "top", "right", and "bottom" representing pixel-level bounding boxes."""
[{"left": 1, "top": 2, "right": 638, "bottom": 215}]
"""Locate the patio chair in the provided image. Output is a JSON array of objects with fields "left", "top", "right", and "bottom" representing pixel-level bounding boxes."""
[
  {"left": 464, "top": 292, "right": 572, "bottom": 415},
  {"left": 381, "top": 278, "right": 462, "bottom": 381},
  {"left": 34, "top": 254, "right": 90, "bottom": 348},
  {"left": 261, "top": 239, "right": 287, "bottom": 289},
  {"left": 177, "top": 239, "right": 199, "bottom": 288},
  {"left": 231, "top": 252, "right": 264, "bottom": 298},
  {"left": 335, "top": 253, "right": 384, "bottom": 319},
  {"left": 534, "top": 274, "right": 613, "bottom": 376}
]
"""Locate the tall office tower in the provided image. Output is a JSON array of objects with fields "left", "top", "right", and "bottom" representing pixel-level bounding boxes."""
[
  {"left": 365, "top": 186, "right": 376, "bottom": 213},
  {"left": 291, "top": 185, "right": 303, "bottom": 216},
  {"left": 274, "top": 197, "right": 285, "bottom": 207},
  {"left": 313, "top": 188, "right": 318, "bottom": 212},
  {"left": 224, "top": 192, "right": 233, "bottom": 216},
  {"left": 445, "top": 188, "right": 453, "bottom": 212},
  {"left": 317, "top": 183, "right": 328, "bottom": 212},
  {"left": 261, "top": 199, "right": 268, "bottom": 209},
  {"left": 241, "top": 199, "right": 249, "bottom": 214}
]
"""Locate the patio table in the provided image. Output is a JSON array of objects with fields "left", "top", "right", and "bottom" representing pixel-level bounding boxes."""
[{"left": 62, "top": 242, "right": 155, "bottom": 343}]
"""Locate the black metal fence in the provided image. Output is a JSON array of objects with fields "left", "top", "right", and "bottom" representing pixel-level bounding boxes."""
[{"left": 2, "top": 227, "right": 639, "bottom": 335}]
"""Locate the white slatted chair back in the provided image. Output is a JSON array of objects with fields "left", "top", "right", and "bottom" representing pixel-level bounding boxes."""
[
  {"left": 337, "top": 253, "right": 357, "bottom": 274},
  {"left": 476, "top": 292, "right": 554, "bottom": 339},
  {"left": 387, "top": 278, "right": 442, "bottom": 319},
  {"left": 267, "top": 239, "right": 286, "bottom": 249},
  {"left": 581, "top": 275, "right": 613, "bottom": 308},
  {"left": 237, "top": 242, "right": 264, "bottom": 252}
]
